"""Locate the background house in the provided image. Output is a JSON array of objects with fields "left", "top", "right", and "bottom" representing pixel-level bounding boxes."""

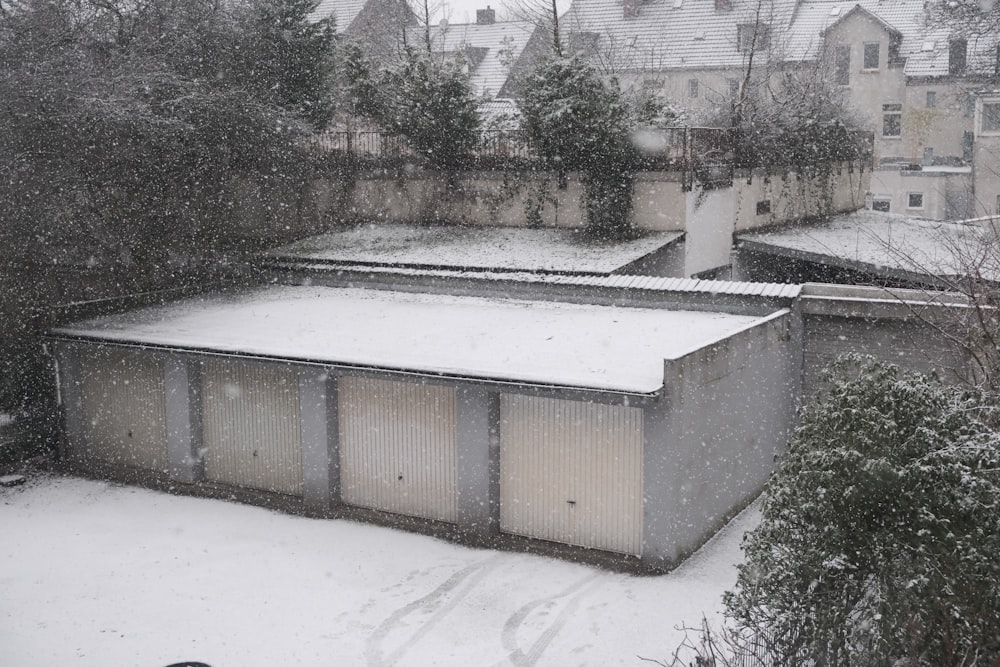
[
  {"left": 311, "top": 0, "right": 416, "bottom": 60},
  {"left": 557, "top": 0, "right": 1000, "bottom": 219}
]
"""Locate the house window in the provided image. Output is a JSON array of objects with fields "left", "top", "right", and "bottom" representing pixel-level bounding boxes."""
[
  {"left": 907, "top": 192, "right": 924, "bottom": 209},
  {"left": 982, "top": 101, "right": 1000, "bottom": 134},
  {"left": 756, "top": 199, "right": 772, "bottom": 215},
  {"left": 834, "top": 45, "right": 850, "bottom": 85},
  {"left": 863, "top": 42, "right": 880, "bottom": 70},
  {"left": 872, "top": 197, "right": 891, "bottom": 212},
  {"left": 738, "top": 23, "right": 770, "bottom": 53},
  {"left": 688, "top": 79, "right": 699, "bottom": 98},
  {"left": 715, "top": 0, "right": 732, "bottom": 10},
  {"left": 967, "top": 93, "right": 977, "bottom": 118},
  {"left": 728, "top": 78, "right": 740, "bottom": 97},
  {"left": 882, "top": 103, "right": 902, "bottom": 137},
  {"left": 888, "top": 34, "right": 902, "bottom": 66},
  {"left": 949, "top": 38, "right": 967, "bottom": 75},
  {"left": 926, "top": 91, "right": 936, "bottom": 108}
]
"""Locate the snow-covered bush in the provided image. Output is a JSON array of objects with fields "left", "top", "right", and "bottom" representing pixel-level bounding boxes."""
[
  {"left": 519, "top": 56, "right": 637, "bottom": 240},
  {"left": 345, "top": 45, "right": 481, "bottom": 170},
  {"left": 725, "top": 356, "right": 1000, "bottom": 665}
]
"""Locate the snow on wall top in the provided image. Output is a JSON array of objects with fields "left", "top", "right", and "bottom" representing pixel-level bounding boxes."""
[
  {"left": 268, "top": 224, "right": 683, "bottom": 274},
  {"left": 738, "top": 210, "right": 997, "bottom": 281},
  {"left": 53, "top": 285, "right": 766, "bottom": 393}
]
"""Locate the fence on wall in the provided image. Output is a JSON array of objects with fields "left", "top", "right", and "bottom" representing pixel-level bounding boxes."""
[{"left": 308, "top": 127, "right": 734, "bottom": 171}]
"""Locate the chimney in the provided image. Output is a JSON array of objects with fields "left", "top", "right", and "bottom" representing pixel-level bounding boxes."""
[
  {"left": 476, "top": 6, "right": 496, "bottom": 24},
  {"left": 623, "top": 0, "right": 638, "bottom": 18}
]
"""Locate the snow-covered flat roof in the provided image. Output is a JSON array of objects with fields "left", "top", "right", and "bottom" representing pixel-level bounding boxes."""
[
  {"left": 53, "top": 285, "right": 765, "bottom": 393},
  {"left": 738, "top": 211, "right": 998, "bottom": 282},
  {"left": 267, "top": 224, "right": 683, "bottom": 275}
]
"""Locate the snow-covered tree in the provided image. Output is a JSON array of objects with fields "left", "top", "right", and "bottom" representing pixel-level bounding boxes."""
[
  {"left": 726, "top": 356, "right": 1000, "bottom": 665},
  {"left": 520, "top": 55, "right": 637, "bottom": 240},
  {"left": 0, "top": 0, "right": 337, "bottom": 431},
  {"left": 345, "top": 44, "right": 481, "bottom": 170}
]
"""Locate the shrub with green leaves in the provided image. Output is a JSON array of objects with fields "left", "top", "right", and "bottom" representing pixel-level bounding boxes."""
[
  {"left": 346, "top": 45, "right": 481, "bottom": 170},
  {"left": 726, "top": 356, "right": 1000, "bottom": 666},
  {"left": 519, "top": 56, "right": 637, "bottom": 240}
]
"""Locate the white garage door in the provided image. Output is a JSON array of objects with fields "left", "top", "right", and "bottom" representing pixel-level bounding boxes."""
[
  {"left": 500, "top": 394, "right": 643, "bottom": 556},
  {"left": 202, "top": 359, "right": 303, "bottom": 496},
  {"left": 78, "top": 347, "right": 167, "bottom": 471},
  {"left": 339, "top": 376, "right": 457, "bottom": 523}
]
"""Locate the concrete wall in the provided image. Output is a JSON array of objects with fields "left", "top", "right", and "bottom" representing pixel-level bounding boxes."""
[
  {"left": 973, "top": 115, "right": 1000, "bottom": 216},
  {"left": 799, "top": 283, "right": 971, "bottom": 396},
  {"left": 731, "top": 162, "right": 868, "bottom": 232},
  {"left": 288, "top": 161, "right": 868, "bottom": 280},
  {"left": 869, "top": 166, "right": 973, "bottom": 220},
  {"left": 643, "top": 311, "right": 798, "bottom": 569}
]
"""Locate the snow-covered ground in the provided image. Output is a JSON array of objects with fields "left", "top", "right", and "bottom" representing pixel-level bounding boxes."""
[{"left": 1, "top": 475, "right": 758, "bottom": 667}]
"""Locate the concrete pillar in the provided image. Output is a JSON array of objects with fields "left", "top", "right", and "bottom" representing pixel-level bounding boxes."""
[
  {"left": 298, "top": 369, "right": 338, "bottom": 509},
  {"left": 54, "top": 343, "right": 86, "bottom": 460},
  {"left": 164, "top": 356, "right": 204, "bottom": 484},
  {"left": 455, "top": 385, "right": 496, "bottom": 539},
  {"left": 641, "top": 383, "right": 676, "bottom": 571}
]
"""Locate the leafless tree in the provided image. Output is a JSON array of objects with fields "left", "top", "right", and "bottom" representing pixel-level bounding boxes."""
[
  {"left": 877, "top": 218, "right": 1000, "bottom": 392},
  {"left": 503, "top": 0, "right": 562, "bottom": 55}
]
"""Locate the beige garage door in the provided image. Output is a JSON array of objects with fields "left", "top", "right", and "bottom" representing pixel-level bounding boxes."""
[
  {"left": 202, "top": 359, "right": 303, "bottom": 496},
  {"left": 339, "top": 376, "right": 457, "bottom": 523},
  {"left": 78, "top": 347, "right": 167, "bottom": 471},
  {"left": 500, "top": 394, "right": 643, "bottom": 556}
]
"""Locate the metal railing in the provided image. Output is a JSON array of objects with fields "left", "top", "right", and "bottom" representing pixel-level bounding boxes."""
[
  {"left": 307, "top": 126, "right": 871, "bottom": 179},
  {"left": 308, "top": 127, "right": 732, "bottom": 164}
]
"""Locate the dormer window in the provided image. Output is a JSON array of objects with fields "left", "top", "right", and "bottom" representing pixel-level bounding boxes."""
[{"left": 949, "top": 38, "right": 968, "bottom": 75}]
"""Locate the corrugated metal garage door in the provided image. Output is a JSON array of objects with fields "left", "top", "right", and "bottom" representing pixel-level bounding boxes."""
[
  {"left": 339, "top": 376, "right": 457, "bottom": 523},
  {"left": 78, "top": 347, "right": 167, "bottom": 471},
  {"left": 202, "top": 359, "right": 303, "bottom": 496},
  {"left": 500, "top": 394, "right": 643, "bottom": 556}
]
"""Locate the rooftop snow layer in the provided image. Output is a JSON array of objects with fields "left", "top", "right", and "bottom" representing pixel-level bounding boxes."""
[
  {"left": 417, "top": 20, "right": 536, "bottom": 98},
  {"left": 267, "top": 224, "right": 683, "bottom": 274},
  {"left": 738, "top": 210, "right": 998, "bottom": 281},
  {"left": 53, "top": 285, "right": 766, "bottom": 393}
]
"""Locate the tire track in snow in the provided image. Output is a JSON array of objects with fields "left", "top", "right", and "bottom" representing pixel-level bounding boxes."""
[
  {"left": 365, "top": 554, "right": 503, "bottom": 667},
  {"left": 499, "top": 572, "right": 603, "bottom": 666}
]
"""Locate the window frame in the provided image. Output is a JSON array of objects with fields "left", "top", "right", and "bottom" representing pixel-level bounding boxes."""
[
  {"left": 863, "top": 41, "right": 880, "bottom": 70},
  {"left": 872, "top": 197, "right": 891, "bottom": 212},
  {"left": 882, "top": 103, "right": 902, "bottom": 138},
  {"left": 907, "top": 192, "right": 925, "bottom": 210},
  {"left": 949, "top": 38, "right": 968, "bottom": 75},
  {"left": 688, "top": 78, "right": 699, "bottom": 98},
  {"left": 926, "top": 90, "right": 936, "bottom": 108},
  {"left": 980, "top": 100, "right": 1000, "bottom": 135}
]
